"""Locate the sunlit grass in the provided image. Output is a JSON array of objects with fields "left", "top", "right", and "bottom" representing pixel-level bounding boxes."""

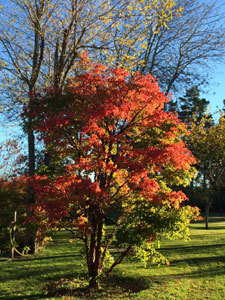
[{"left": 1, "top": 214, "right": 225, "bottom": 299}]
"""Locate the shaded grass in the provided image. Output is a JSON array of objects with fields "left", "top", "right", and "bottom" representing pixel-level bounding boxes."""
[{"left": 1, "top": 215, "right": 225, "bottom": 299}]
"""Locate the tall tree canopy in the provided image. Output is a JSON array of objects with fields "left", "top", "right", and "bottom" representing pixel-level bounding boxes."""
[
  {"left": 167, "top": 86, "right": 212, "bottom": 126},
  {"left": 136, "top": 0, "right": 225, "bottom": 94},
  {"left": 177, "top": 86, "right": 210, "bottom": 124}
]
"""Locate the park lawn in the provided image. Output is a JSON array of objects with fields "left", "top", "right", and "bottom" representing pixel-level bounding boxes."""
[{"left": 1, "top": 215, "right": 225, "bottom": 300}]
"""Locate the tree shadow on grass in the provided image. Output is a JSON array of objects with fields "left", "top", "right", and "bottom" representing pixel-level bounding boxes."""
[
  {"left": 0, "top": 293, "right": 50, "bottom": 300},
  {"left": 185, "top": 265, "right": 225, "bottom": 279},
  {"left": 204, "top": 217, "right": 225, "bottom": 223},
  {"left": 0, "top": 273, "right": 87, "bottom": 300},
  {"left": 44, "top": 262, "right": 225, "bottom": 299},
  {"left": 10, "top": 253, "right": 80, "bottom": 262},
  {"left": 161, "top": 242, "right": 225, "bottom": 252},
  {"left": 144, "top": 253, "right": 225, "bottom": 286},
  {"left": 43, "top": 273, "right": 149, "bottom": 299},
  {"left": 102, "top": 273, "right": 149, "bottom": 293},
  {"left": 0, "top": 258, "right": 8, "bottom": 262},
  {"left": 148, "top": 263, "right": 225, "bottom": 285},
  {"left": 181, "top": 264, "right": 225, "bottom": 279},
  {"left": 44, "top": 276, "right": 90, "bottom": 299},
  {"left": 2, "top": 260, "right": 225, "bottom": 299},
  {"left": 191, "top": 225, "right": 225, "bottom": 230},
  {"left": 171, "top": 254, "right": 225, "bottom": 266},
  {"left": 0, "top": 262, "right": 85, "bottom": 284}
]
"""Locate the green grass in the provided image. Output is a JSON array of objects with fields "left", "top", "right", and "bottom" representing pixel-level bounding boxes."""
[{"left": 1, "top": 215, "right": 225, "bottom": 299}]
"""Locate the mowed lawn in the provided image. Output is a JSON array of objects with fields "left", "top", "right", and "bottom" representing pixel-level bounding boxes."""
[{"left": 1, "top": 215, "right": 225, "bottom": 300}]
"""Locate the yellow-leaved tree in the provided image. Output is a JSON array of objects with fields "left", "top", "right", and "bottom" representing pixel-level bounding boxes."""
[{"left": 189, "top": 114, "right": 225, "bottom": 229}]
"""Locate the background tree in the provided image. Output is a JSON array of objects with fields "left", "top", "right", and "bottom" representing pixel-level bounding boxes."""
[
  {"left": 100, "top": 0, "right": 182, "bottom": 71},
  {"left": 188, "top": 115, "right": 225, "bottom": 229},
  {"left": 0, "top": 0, "right": 54, "bottom": 253},
  {"left": 166, "top": 86, "right": 212, "bottom": 226},
  {"left": 145, "top": 0, "right": 225, "bottom": 94},
  {"left": 177, "top": 86, "right": 210, "bottom": 125},
  {"left": 167, "top": 85, "right": 212, "bottom": 126},
  {"left": 106, "top": 0, "right": 225, "bottom": 94}
]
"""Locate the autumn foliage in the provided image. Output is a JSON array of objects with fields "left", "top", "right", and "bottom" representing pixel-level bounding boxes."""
[{"left": 26, "top": 62, "right": 200, "bottom": 288}]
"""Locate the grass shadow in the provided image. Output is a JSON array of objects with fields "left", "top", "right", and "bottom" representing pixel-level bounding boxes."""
[
  {"left": 191, "top": 225, "right": 225, "bottom": 230},
  {"left": 11, "top": 253, "right": 80, "bottom": 262},
  {"left": 44, "top": 273, "right": 149, "bottom": 299},
  {"left": 0, "top": 258, "right": 8, "bottom": 262},
  {"left": 161, "top": 242, "right": 225, "bottom": 251},
  {"left": 171, "top": 254, "right": 225, "bottom": 265},
  {"left": 101, "top": 273, "right": 149, "bottom": 293},
  {"left": 151, "top": 264, "right": 225, "bottom": 282},
  {"left": 0, "top": 294, "right": 50, "bottom": 300},
  {"left": 0, "top": 260, "right": 85, "bottom": 284}
]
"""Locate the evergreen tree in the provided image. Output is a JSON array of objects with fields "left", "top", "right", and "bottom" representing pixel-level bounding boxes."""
[{"left": 178, "top": 86, "right": 210, "bottom": 125}]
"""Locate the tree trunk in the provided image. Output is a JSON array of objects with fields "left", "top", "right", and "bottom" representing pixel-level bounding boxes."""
[
  {"left": 25, "top": 127, "right": 37, "bottom": 253},
  {"left": 203, "top": 173, "right": 210, "bottom": 230},
  {"left": 205, "top": 203, "right": 209, "bottom": 230},
  {"left": 11, "top": 211, "right": 17, "bottom": 259},
  {"left": 87, "top": 206, "right": 104, "bottom": 289},
  {"left": 205, "top": 191, "right": 213, "bottom": 230},
  {"left": 88, "top": 276, "right": 99, "bottom": 289}
]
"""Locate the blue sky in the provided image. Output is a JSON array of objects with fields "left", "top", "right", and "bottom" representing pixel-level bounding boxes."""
[
  {"left": 207, "top": 73, "right": 225, "bottom": 111},
  {"left": 201, "top": 65, "right": 225, "bottom": 120}
]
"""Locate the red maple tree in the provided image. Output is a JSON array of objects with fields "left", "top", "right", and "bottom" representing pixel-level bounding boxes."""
[{"left": 27, "top": 63, "right": 200, "bottom": 288}]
